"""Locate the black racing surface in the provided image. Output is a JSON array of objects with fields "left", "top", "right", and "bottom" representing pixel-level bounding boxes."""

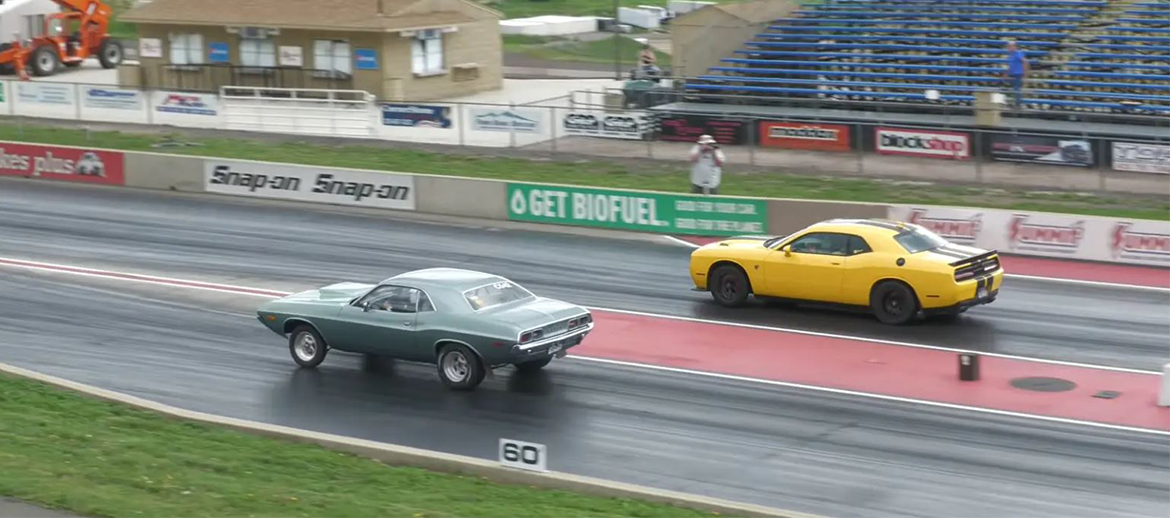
[
  {"left": 0, "top": 179, "right": 1168, "bottom": 518},
  {"left": 1, "top": 179, "right": 1167, "bottom": 371}
]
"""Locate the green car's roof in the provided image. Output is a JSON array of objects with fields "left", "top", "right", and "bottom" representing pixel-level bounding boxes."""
[{"left": 382, "top": 268, "right": 508, "bottom": 294}]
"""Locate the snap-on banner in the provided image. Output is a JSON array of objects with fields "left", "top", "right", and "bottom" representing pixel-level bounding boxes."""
[{"left": 204, "top": 159, "right": 415, "bottom": 211}]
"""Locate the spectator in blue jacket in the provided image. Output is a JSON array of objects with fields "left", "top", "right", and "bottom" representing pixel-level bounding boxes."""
[{"left": 1004, "top": 40, "right": 1030, "bottom": 108}]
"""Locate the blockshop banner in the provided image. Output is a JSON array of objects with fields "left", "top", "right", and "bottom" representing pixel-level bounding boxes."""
[
  {"left": 891, "top": 205, "right": 1170, "bottom": 267},
  {"left": 0, "top": 142, "right": 125, "bottom": 185},
  {"left": 506, "top": 183, "right": 768, "bottom": 236}
]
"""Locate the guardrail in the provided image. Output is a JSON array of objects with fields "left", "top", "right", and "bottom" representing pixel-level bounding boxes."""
[{"left": 1, "top": 139, "right": 1166, "bottom": 268}]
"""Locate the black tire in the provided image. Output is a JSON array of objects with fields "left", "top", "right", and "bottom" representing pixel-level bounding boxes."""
[
  {"left": 437, "top": 343, "right": 486, "bottom": 390},
  {"left": 98, "top": 38, "right": 124, "bottom": 69},
  {"left": 30, "top": 46, "right": 60, "bottom": 77},
  {"left": 710, "top": 264, "right": 750, "bottom": 307},
  {"left": 870, "top": 281, "right": 919, "bottom": 325},
  {"left": 288, "top": 325, "right": 328, "bottom": 368},
  {"left": 514, "top": 356, "right": 552, "bottom": 373}
]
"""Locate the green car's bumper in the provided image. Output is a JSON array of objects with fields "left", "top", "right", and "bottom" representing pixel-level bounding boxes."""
[{"left": 509, "top": 323, "right": 594, "bottom": 362}]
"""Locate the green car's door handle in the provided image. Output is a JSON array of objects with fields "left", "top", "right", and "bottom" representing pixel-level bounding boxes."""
[{"left": 402, "top": 322, "right": 413, "bottom": 327}]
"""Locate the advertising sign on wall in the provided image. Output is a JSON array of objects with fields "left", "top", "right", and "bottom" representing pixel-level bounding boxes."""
[
  {"left": 279, "top": 46, "right": 304, "bottom": 67},
  {"left": 561, "top": 112, "right": 648, "bottom": 140},
  {"left": 506, "top": 183, "right": 767, "bottom": 236},
  {"left": 380, "top": 104, "right": 452, "bottom": 128},
  {"left": 875, "top": 127, "right": 970, "bottom": 160},
  {"left": 82, "top": 87, "right": 144, "bottom": 111},
  {"left": 659, "top": 115, "right": 745, "bottom": 145},
  {"left": 1111, "top": 141, "right": 1170, "bottom": 174},
  {"left": 155, "top": 92, "right": 218, "bottom": 116},
  {"left": 990, "top": 134, "right": 1094, "bottom": 167},
  {"left": 139, "top": 38, "right": 162, "bottom": 58},
  {"left": 16, "top": 82, "right": 73, "bottom": 106},
  {"left": 204, "top": 159, "right": 415, "bottom": 210},
  {"left": 0, "top": 142, "right": 125, "bottom": 185},
  {"left": 889, "top": 205, "right": 1170, "bottom": 267},
  {"left": 354, "top": 48, "right": 379, "bottom": 70},
  {"left": 758, "top": 121, "right": 851, "bottom": 152},
  {"left": 468, "top": 108, "right": 542, "bottom": 133},
  {"left": 208, "top": 42, "right": 230, "bottom": 63}
]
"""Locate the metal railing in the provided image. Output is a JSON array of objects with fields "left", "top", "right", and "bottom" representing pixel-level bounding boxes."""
[{"left": 135, "top": 64, "right": 355, "bottom": 93}]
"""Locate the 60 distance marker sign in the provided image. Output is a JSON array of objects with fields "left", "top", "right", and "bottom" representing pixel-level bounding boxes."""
[{"left": 506, "top": 183, "right": 768, "bottom": 236}]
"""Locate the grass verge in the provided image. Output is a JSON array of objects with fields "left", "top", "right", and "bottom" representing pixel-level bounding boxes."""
[
  {"left": 0, "top": 373, "right": 714, "bottom": 518},
  {"left": 0, "top": 122, "right": 1166, "bottom": 221},
  {"left": 505, "top": 35, "right": 672, "bottom": 67}
]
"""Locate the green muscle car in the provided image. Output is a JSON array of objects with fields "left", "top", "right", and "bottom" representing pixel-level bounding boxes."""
[{"left": 256, "top": 268, "right": 594, "bottom": 390}]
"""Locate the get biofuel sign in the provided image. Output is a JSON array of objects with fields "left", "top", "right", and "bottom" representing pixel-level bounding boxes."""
[{"left": 506, "top": 183, "right": 768, "bottom": 236}]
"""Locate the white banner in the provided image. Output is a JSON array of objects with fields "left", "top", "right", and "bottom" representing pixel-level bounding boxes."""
[
  {"left": 1112, "top": 141, "right": 1170, "bottom": 174},
  {"left": 16, "top": 82, "right": 74, "bottom": 106},
  {"left": 891, "top": 205, "right": 1170, "bottom": 267},
  {"left": 204, "top": 159, "right": 415, "bottom": 211},
  {"left": 561, "top": 111, "right": 648, "bottom": 140},
  {"left": 82, "top": 86, "right": 144, "bottom": 110},
  {"left": 468, "top": 107, "right": 543, "bottom": 133},
  {"left": 875, "top": 126, "right": 971, "bottom": 160}
]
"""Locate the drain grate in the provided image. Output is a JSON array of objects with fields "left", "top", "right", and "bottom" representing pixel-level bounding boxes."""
[{"left": 1010, "top": 377, "right": 1077, "bottom": 392}]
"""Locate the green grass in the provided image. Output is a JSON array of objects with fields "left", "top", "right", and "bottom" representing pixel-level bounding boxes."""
[
  {"left": 505, "top": 35, "right": 672, "bottom": 67},
  {"left": 485, "top": 0, "right": 679, "bottom": 19},
  {"left": 1, "top": 123, "right": 1166, "bottom": 221},
  {"left": 0, "top": 373, "right": 715, "bottom": 518}
]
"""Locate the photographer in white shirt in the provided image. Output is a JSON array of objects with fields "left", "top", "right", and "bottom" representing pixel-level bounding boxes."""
[{"left": 688, "top": 134, "right": 725, "bottom": 195}]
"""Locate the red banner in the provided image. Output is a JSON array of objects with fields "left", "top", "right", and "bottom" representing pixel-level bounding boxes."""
[
  {"left": 758, "top": 121, "right": 851, "bottom": 152},
  {"left": 0, "top": 142, "right": 125, "bottom": 185}
]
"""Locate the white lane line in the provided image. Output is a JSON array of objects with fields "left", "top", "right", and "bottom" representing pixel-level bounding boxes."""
[
  {"left": 3, "top": 255, "right": 1167, "bottom": 435},
  {"left": 568, "top": 356, "right": 1170, "bottom": 437},
  {"left": 0, "top": 255, "right": 1160, "bottom": 376},
  {"left": 658, "top": 236, "right": 1170, "bottom": 293}
]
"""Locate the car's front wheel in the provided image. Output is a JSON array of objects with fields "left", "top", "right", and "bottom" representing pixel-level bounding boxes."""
[
  {"left": 710, "top": 264, "right": 750, "bottom": 307},
  {"left": 870, "top": 281, "right": 919, "bottom": 325},
  {"left": 514, "top": 356, "right": 552, "bottom": 373},
  {"left": 288, "top": 325, "right": 328, "bottom": 368},
  {"left": 437, "top": 343, "right": 486, "bottom": 390}
]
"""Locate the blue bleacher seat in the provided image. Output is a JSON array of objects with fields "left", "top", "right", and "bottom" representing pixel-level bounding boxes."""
[
  {"left": 732, "top": 50, "right": 1012, "bottom": 64},
  {"left": 722, "top": 58, "right": 1003, "bottom": 74}
]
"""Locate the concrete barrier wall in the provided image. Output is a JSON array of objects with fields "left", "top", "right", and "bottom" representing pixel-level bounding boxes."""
[
  {"left": 125, "top": 152, "right": 205, "bottom": 192},
  {"left": 416, "top": 175, "right": 508, "bottom": 220},
  {"left": 766, "top": 199, "right": 889, "bottom": 236}
]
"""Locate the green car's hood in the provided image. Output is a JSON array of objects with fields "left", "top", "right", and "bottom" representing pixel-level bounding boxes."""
[{"left": 481, "top": 296, "right": 586, "bottom": 330}]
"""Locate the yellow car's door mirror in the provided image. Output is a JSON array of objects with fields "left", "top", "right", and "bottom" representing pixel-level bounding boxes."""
[{"left": 783, "top": 246, "right": 792, "bottom": 257}]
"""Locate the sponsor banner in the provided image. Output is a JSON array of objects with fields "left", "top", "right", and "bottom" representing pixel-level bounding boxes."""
[
  {"left": 354, "top": 48, "right": 379, "bottom": 70},
  {"left": 889, "top": 205, "right": 1170, "bottom": 267},
  {"left": 659, "top": 115, "right": 746, "bottom": 145},
  {"left": 279, "top": 46, "right": 303, "bottom": 67},
  {"left": 155, "top": 92, "right": 218, "bottom": 116},
  {"left": 759, "top": 121, "right": 851, "bottom": 152},
  {"left": 468, "top": 107, "right": 543, "bottom": 133},
  {"left": 380, "top": 104, "right": 452, "bottom": 128},
  {"left": 209, "top": 42, "right": 230, "bottom": 63},
  {"left": 139, "top": 38, "right": 163, "bottom": 58},
  {"left": 990, "top": 134, "right": 1094, "bottom": 167},
  {"left": 506, "top": 183, "right": 767, "bottom": 236},
  {"left": 82, "top": 87, "right": 144, "bottom": 111},
  {"left": 875, "top": 126, "right": 970, "bottom": 160},
  {"left": 0, "top": 142, "right": 125, "bottom": 185},
  {"left": 1112, "top": 141, "right": 1170, "bottom": 174},
  {"left": 204, "top": 159, "right": 415, "bottom": 210},
  {"left": 16, "top": 82, "right": 74, "bottom": 106},
  {"left": 561, "top": 111, "right": 648, "bottom": 140}
]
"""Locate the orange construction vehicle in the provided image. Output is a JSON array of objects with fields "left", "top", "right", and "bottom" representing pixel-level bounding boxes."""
[{"left": 0, "top": 0, "right": 123, "bottom": 80}]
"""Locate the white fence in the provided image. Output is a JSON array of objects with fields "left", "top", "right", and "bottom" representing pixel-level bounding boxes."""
[{"left": 221, "top": 87, "right": 376, "bottom": 137}]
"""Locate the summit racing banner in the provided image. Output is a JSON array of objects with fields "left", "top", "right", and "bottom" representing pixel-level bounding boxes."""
[
  {"left": 875, "top": 127, "right": 970, "bottom": 160},
  {"left": 506, "top": 183, "right": 767, "bottom": 236},
  {"left": 889, "top": 205, "right": 1170, "bottom": 267},
  {"left": 204, "top": 159, "right": 415, "bottom": 211},
  {"left": 0, "top": 142, "right": 125, "bottom": 185},
  {"left": 989, "top": 134, "right": 1094, "bottom": 167}
]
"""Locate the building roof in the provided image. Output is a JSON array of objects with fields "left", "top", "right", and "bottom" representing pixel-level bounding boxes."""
[{"left": 120, "top": 0, "right": 487, "bottom": 31}]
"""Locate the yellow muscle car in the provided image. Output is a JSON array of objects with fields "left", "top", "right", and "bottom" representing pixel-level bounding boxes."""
[{"left": 689, "top": 218, "right": 1004, "bottom": 324}]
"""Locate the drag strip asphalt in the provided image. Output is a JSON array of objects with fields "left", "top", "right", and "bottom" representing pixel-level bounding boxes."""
[
  {"left": 0, "top": 271, "right": 1166, "bottom": 518},
  {"left": 1, "top": 179, "right": 1167, "bottom": 371}
]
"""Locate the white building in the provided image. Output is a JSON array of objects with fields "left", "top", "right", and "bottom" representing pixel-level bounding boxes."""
[{"left": 0, "top": 0, "right": 61, "bottom": 41}]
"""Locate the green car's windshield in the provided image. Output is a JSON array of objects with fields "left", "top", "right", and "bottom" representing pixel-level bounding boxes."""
[
  {"left": 894, "top": 227, "right": 949, "bottom": 253},
  {"left": 463, "top": 280, "right": 534, "bottom": 311}
]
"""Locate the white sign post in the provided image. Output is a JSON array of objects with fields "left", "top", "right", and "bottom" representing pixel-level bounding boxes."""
[
  {"left": 1159, "top": 363, "right": 1170, "bottom": 407},
  {"left": 498, "top": 438, "right": 547, "bottom": 472}
]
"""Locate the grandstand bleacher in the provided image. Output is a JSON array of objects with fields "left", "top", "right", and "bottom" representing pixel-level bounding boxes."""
[{"left": 678, "top": 0, "right": 1170, "bottom": 119}]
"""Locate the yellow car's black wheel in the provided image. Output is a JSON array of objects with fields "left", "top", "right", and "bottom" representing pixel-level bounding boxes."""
[
  {"left": 711, "top": 264, "right": 750, "bottom": 307},
  {"left": 870, "top": 281, "right": 919, "bottom": 325}
]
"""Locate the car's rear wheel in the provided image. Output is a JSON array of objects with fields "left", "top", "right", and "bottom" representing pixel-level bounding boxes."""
[
  {"left": 437, "top": 343, "right": 485, "bottom": 390},
  {"left": 870, "top": 281, "right": 919, "bottom": 325},
  {"left": 514, "top": 356, "right": 552, "bottom": 373},
  {"left": 710, "top": 264, "right": 749, "bottom": 307},
  {"left": 288, "top": 325, "right": 328, "bottom": 368}
]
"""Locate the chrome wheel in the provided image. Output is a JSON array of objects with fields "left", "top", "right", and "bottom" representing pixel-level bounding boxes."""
[
  {"left": 36, "top": 53, "right": 54, "bottom": 72},
  {"left": 442, "top": 350, "right": 470, "bottom": 383},
  {"left": 293, "top": 332, "right": 318, "bottom": 362}
]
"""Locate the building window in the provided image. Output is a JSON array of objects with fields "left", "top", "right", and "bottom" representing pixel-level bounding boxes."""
[
  {"left": 240, "top": 38, "right": 276, "bottom": 68},
  {"left": 411, "top": 29, "right": 444, "bottom": 75},
  {"left": 169, "top": 33, "right": 204, "bottom": 65},
  {"left": 313, "top": 39, "right": 351, "bottom": 75}
]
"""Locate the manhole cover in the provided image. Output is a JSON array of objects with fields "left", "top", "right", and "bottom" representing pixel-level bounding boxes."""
[{"left": 1010, "top": 377, "right": 1077, "bottom": 392}]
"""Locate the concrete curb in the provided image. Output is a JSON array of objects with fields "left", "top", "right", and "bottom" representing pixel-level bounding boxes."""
[{"left": 0, "top": 361, "right": 828, "bottom": 518}]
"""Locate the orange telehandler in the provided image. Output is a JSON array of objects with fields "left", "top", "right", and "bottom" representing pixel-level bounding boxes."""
[{"left": 0, "top": 0, "right": 123, "bottom": 80}]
